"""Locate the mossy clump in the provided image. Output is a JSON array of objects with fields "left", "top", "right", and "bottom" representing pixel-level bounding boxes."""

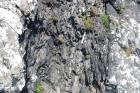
[
  {"left": 89, "top": 6, "right": 100, "bottom": 17},
  {"left": 81, "top": 16, "right": 93, "bottom": 30},
  {"left": 101, "top": 15, "right": 110, "bottom": 30},
  {"left": 57, "top": 35, "right": 65, "bottom": 44},
  {"left": 49, "top": 16, "right": 58, "bottom": 25},
  {"left": 123, "top": 47, "right": 133, "bottom": 57},
  {"left": 36, "top": 82, "right": 44, "bottom": 93}
]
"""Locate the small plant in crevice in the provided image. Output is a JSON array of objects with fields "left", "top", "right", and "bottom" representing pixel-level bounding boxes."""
[
  {"left": 80, "top": 16, "right": 93, "bottom": 31},
  {"left": 81, "top": 48, "right": 90, "bottom": 60},
  {"left": 49, "top": 16, "right": 58, "bottom": 25},
  {"left": 57, "top": 35, "right": 65, "bottom": 44},
  {"left": 117, "top": 3, "right": 128, "bottom": 14},
  {"left": 84, "top": 17, "right": 93, "bottom": 30},
  {"left": 101, "top": 15, "right": 110, "bottom": 30},
  {"left": 36, "top": 82, "right": 44, "bottom": 93},
  {"left": 54, "top": 35, "right": 65, "bottom": 46},
  {"left": 89, "top": 6, "right": 100, "bottom": 17},
  {"left": 122, "top": 47, "right": 133, "bottom": 57}
]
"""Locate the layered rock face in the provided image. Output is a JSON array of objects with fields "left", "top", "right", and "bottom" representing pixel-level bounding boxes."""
[
  {"left": 20, "top": 0, "right": 114, "bottom": 93},
  {"left": 19, "top": 0, "right": 111, "bottom": 93},
  {"left": 1, "top": 0, "right": 140, "bottom": 93}
]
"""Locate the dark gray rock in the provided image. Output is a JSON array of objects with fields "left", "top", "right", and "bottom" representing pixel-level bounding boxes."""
[
  {"left": 19, "top": 0, "right": 117, "bottom": 93},
  {"left": 136, "top": 0, "right": 140, "bottom": 4}
]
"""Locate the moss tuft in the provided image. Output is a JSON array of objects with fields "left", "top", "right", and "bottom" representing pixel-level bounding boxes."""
[
  {"left": 123, "top": 47, "right": 132, "bottom": 57},
  {"left": 81, "top": 16, "right": 93, "bottom": 30},
  {"left": 36, "top": 82, "right": 44, "bottom": 93},
  {"left": 89, "top": 6, "right": 100, "bottom": 17},
  {"left": 101, "top": 15, "right": 110, "bottom": 30}
]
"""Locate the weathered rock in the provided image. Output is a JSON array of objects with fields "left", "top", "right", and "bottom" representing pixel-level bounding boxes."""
[
  {"left": 0, "top": 4, "right": 24, "bottom": 93},
  {"left": 1, "top": 0, "right": 140, "bottom": 93},
  {"left": 19, "top": 0, "right": 113, "bottom": 93},
  {"left": 0, "top": 0, "right": 37, "bottom": 92},
  {"left": 108, "top": 0, "right": 140, "bottom": 93}
]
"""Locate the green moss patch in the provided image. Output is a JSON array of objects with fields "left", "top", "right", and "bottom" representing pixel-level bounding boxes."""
[
  {"left": 101, "top": 15, "right": 110, "bottom": 30},
  {"left": 36, "top": 82, "right": 44, "bottom": 93},
  {"left": 81, "top": 16, "right": 93, "bottom": 30}
]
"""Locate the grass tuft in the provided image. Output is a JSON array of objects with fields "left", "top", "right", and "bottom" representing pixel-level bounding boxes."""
[
  {"left": 36, "top": 82, "right": 44, "bottom": 93},
  {"left": 81, "top": 16, "right": 93, "bottom": 30},
  {"left": 101, "top": 15, "right": 110, "bottom": 30}
]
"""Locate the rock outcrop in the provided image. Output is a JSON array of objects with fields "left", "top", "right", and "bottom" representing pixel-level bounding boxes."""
[
  {"left": 1, "top": 0, "right": 140, "bottom": 93},
  {"left": 107, "top": 0, "right": 140, "bottom": 93},
  {"left": 0, "top": 0, "right": 36, "bottom": 92},
  {"left": 0, "top": 2, "right": 24, "bottom": 93},
  {"left": 20, "top": 0, "right": 113, "bottom": 93}
]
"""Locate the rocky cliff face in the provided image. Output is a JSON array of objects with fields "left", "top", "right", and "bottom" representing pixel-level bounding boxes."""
[
  {"left": 0, "top": 0, "right": 36, "bottom": 92},
  {"left": 107, "top": 0, "right": 140, "bottom": 92},
  {"left": 0, "top": 1, "right": 25, "bottom": 93},
  {"left": 0, "top": 0, "right": 140, "bottom": 93},
  {"left": 20, "top": 0, "right": 110, "bottom": 93}
]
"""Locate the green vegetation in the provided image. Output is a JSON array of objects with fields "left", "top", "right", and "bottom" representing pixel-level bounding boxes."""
[
  {"left": 101, "top": 15, "right": 110, "bottom": 30},
  {"left": 36, "top": 82, "right": 44, "bottom": 93},
  {"left": 122, "top": 47, "right": 132, "bottom": 57},
  {"left": 84, "top": 17, "right": 93, "bottom": 30},
  {"left": 81, "top": 16, "right": 93, "bottom": 30}
]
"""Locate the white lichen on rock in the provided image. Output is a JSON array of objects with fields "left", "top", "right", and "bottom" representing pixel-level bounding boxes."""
[
  {"left": 0, "top": 0, "right": 36, "bottom": 92},
  {"left": 109, "top": 1, "right": 140, "bottom": 93},
  {"left": 0, "top": 8, "right": 25, "bottom": 93}
]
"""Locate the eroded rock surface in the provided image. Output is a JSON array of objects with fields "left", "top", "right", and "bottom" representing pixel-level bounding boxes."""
[
  {"left": 1, "top": 0, "right": 140, "bottom": 93},
  {"left": 20, "top": 0, "right": 112, "bottom": 93},
  {"left": 0, "top": 0, "right": 35, "bottom": 92},
  {"left": 107, "top": 0, "right": 140, "bottom": 93},
  {"left": 0, "top": 6, "right": 24, "bottom": 93}
]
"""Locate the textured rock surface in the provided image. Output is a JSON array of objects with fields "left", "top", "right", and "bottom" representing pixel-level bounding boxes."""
[
  {"left": 107, "top": 0, "right": 140, "bottom": 93},
  {"left": 1, "top": 0, "right": 140, "bottom": 93},
  {"left": 0, "top": 0, "right": 36, "bottom": 92},
  {"left": 19, "top": 0, "right": 112, "bottom": 93},
  {"left": 0, "top": 5, "right": 24, "bottom": 93}
]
